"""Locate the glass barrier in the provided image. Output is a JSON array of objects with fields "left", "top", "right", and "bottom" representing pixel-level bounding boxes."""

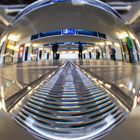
[{"left": 0, "top": 77, "right": 27, "bottom": 111}]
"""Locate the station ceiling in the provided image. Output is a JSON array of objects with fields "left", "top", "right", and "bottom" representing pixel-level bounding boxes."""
[{"left": 8, "top": 2, "right": 127, "bottom": 42}]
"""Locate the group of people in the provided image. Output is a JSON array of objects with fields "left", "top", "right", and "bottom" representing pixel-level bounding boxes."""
[
  {"left": 51, "top": 41, "right": 116, "bottom": 61},
  {"left": 78, "top": 41, "right": 101, "bottom": 60},
  {"left": 77, "top": 42, "right": 116, "bottom": 61},
  {"left": 96, "top": 47, "right": 116, "bottom": 61}
]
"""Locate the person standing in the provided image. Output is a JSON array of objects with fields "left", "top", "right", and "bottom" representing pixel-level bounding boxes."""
[
  {"left": 52, "top": 42, "right": 59, "bottom": 60},
  {"left": 78, "top": 41, "right": 83, "bottom": 59},
  {"left": 109, "top": 46, "right": 116, "bottom": 61},
  {"left": 112, "top": 48, "right": 116, "bottom": 61},
  {"left": 96, "top": 49, "right": 100, "bottom": 59}
]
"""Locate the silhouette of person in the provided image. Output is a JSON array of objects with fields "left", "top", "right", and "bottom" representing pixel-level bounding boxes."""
[
  {"left": 78, "top": 41, "right": 83, "bottom": 59},
  {"left": 52, "top": 42, "right": 59, "bottom": 60},
  {"left": 112, "top": 48, "right": 116, "bottom": 61},
  {"left": 109, "top": 46, "right": 116, "bottom": 61},
  {"left": 96, "top": 49, "right": 100, "bottom": 59}
]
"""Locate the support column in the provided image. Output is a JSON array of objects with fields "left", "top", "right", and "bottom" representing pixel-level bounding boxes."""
[{"left": 27, "top": 44, "right": 33, "bottom": 61}]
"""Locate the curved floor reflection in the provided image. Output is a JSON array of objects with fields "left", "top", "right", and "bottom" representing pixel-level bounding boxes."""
[{"left": 9, "top": 61, "right": 130, "bottom": 140}]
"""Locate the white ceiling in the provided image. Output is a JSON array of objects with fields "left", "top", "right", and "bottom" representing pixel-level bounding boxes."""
[{"left": 6, "top": 2, "right": 130, "bottom": 43}]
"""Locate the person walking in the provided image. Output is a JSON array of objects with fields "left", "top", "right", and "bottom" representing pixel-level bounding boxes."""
[
  {"left": 96, "top": 49, "right": 100, "bottom": 59},
  {"left": 78, "top": 41, "right": 83, "bottom": 59},
  {"left": 52, "top": 42, "right": 59, "bottom": 60}
]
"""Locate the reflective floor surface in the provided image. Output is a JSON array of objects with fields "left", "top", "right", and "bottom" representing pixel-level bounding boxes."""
[
  {"left": 75, "top": 60, "right": 140, "bottom": 98},
  {"left": 0, "top": 60, "right": 140, "bottom": 140}
]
